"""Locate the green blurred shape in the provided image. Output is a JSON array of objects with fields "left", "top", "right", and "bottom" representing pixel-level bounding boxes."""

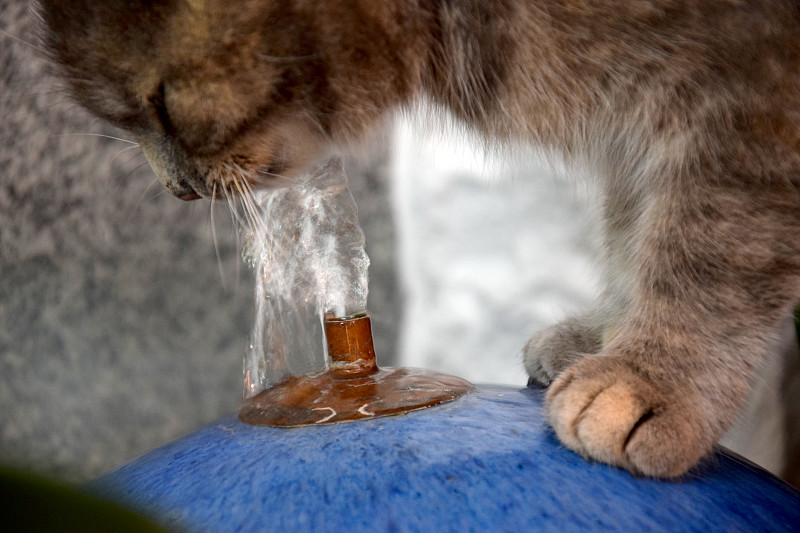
[{"left": 0, "top": 466, "right": 169, "bottom": 532}]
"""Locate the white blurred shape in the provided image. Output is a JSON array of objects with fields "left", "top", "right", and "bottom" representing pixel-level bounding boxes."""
[{"left": 392, "top": 110, "right": 602, "bottom": 385}]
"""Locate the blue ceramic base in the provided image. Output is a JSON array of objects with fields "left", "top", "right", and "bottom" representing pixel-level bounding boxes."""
[{"left": 91, "top": 385, "right": 800, "bottom": 532}]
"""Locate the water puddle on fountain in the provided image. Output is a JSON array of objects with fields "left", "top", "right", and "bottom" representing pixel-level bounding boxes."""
[{"left": 238, "top": 158, "right": 472, "bottom": 427}]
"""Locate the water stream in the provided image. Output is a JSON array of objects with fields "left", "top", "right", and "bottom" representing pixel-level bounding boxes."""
[{"left": 240, "top": 159, "right": 370, "bottom": 398}]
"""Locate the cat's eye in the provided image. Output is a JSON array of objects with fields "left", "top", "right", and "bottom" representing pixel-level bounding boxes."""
[{"left": 148, "top": 82, "right": 174, "bottom": 133}]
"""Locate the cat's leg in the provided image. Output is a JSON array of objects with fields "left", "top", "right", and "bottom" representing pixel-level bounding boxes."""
[{"left": 545, "top": 176, "right": 800, "bottom": 478}]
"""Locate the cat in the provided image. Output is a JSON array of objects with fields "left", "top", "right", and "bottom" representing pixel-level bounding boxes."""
[{"left": 39, "top": 0, "right": 800, "bottom": 478}]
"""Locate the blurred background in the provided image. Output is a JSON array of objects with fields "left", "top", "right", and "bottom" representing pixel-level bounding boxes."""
[{"left": 1, "top": 2, "right": 797, "bottom": 486}]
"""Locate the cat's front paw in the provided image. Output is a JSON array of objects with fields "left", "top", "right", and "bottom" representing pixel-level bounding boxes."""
[
  {"left": 546, "top": 356, "right": 712, "bottom": 478},
  {"left": 523, "top": 315, "right": 604, "bottom": 386}
]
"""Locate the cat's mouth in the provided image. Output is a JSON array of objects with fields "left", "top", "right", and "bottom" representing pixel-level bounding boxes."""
[
  {"left": 175, "top": 161, "right": 298, "bottom": 201},
  {"left": 140, "top": 138, "right": 293, "bottom": 201},
  {"left": 147, "top": 161, "right": 294, "bottom": 202},
  {"left": 174, "top": 187, "right": 202, "bottom": 201}
]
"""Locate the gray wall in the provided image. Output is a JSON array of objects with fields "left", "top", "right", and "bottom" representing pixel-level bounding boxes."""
[{"left": 0, "top": 2, "right": 399, "bottom": 483}]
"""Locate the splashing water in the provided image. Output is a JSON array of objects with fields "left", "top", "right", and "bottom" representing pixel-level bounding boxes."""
[{"left": 241, "top": 158, "right": 370, "bottom": 398}]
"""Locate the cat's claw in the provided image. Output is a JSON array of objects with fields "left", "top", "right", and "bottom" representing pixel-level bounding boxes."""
[
  {"left": 546, "top": 356, "right": 711, "bottom": 478},
  {"left": 524, "top": 346, "right": 558, "bottom": 387},
  {"left": 526, "top": 375, "right": 547, "bottom": 389}
]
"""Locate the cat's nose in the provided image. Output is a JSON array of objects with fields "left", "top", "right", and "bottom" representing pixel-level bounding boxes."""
[{"left": 140, "top": 138, "right": 205, "bottom": 201}]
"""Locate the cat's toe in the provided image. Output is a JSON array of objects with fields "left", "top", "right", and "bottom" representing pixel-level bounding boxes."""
[
  {"left": 523, "top": 316, "right": 603, "bottom": 386},
  {"left": 546, "top": 357, "right": 711, "bottom": 478},
  {"left": 524, "top": 339, "right": 557, "bottom": 387}
]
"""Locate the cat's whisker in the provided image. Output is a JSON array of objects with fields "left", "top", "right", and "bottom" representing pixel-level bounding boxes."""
[
  {"left": 55, "top": 132, "right": 139, "bottom": 145},
  {"left": 244, "top": 191, "right": 266, "bottom": 237},
  {"left": 255, "top": 169, "right": 294, "bottom": 187},
  {"left": 111, "top": 158, "right": 155, "bottom": 202},
  {"left": 228, "top": 163, "right": 262, "bottom": 216},
  {"left": 124, "top": 160, "right": 152, "bottom": 180},
  {"left": 209, "top": 182, "right": 228, "bottom": 290},
  {"left": 111, "top": 144, "right": 142, "bottom": 163},
  {"left": 0, "top": 28, "right": 50, "bottom": 56},
  {"left": 304, "top": 112, "right": 331, "bottom": 140},
  {"left": 120, "top": 149, "right": 148, "bottom": 167},
  {"left": 222, "top": 186, "right": 247, "bottom": 270},
  {"left": 150, "top": 185, "right": 173, "bottom": 200},
  {"left": 238, "top": 169, "right": 267, "bottom": 202},
  {"left": 235, "top": 174, "right": 263, "bottom": 234},
  {"left": 124, "top": 176, "right": 160, "bottom": 225},
  {"left": 239, "top": 199, "right": 259, "bottom": 238},
  {"left": 231, "top": 177, "right": 248, "bottom": 219},
  {"left": 224, "top": 181, "right": 247, "bottom": 229},
  {"left": 240, "top": 180, "right": 269, "bottom": 228},
  {"left": 217, "top": 185, "right": 241, "bottom": 252},
  {"left": 221, "top": 164, "right": 254, "bottom": 230}
]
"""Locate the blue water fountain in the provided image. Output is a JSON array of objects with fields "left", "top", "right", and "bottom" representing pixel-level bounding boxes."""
[{"left": 90, "top": 316, "right": 800, "bottom": 532}]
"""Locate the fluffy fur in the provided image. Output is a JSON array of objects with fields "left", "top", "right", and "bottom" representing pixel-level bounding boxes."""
[{"left": 40, "top": 0, "right": 800, "bottom": 478}]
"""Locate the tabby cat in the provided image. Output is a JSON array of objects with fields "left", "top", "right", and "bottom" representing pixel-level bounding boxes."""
[{"left": 40, "top": 0, "right": 800, "bottom": 478}]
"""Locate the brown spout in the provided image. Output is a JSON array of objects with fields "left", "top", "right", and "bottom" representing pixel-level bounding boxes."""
[
  {"left": 239, "top": 312, "right": 473, "bottom": 427},
  {"left": 325, "top": 315, "right": 378, "bottom": 379}
]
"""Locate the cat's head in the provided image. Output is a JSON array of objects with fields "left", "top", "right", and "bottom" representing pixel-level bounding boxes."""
[{"left": 39, "top": 0, "right": 426, "bottom": 199}]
